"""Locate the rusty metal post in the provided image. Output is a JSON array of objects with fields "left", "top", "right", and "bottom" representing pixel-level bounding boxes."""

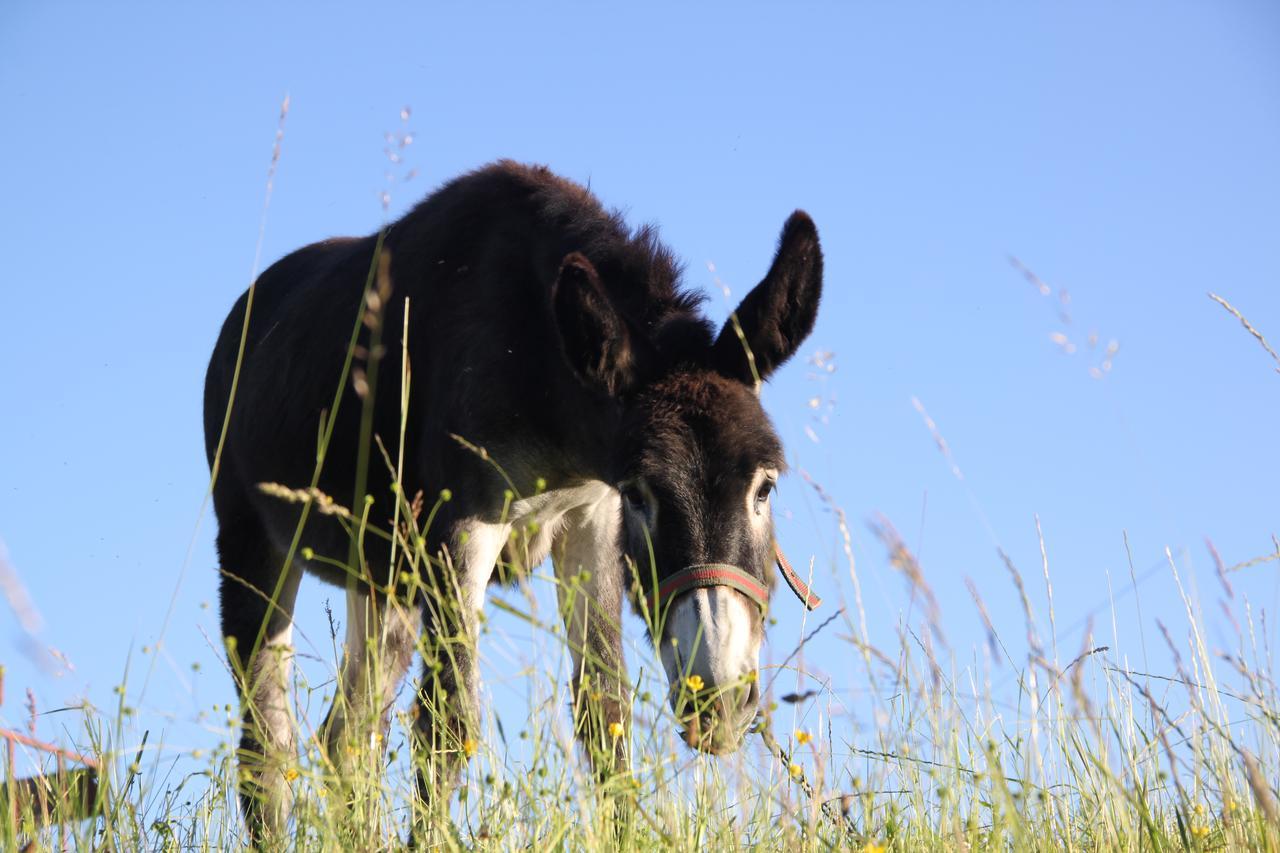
[
  {"left": 0, "top": 667, "right": 101, "bottom": 847},
  {"left": 6, "top": 733, "right": 15, "bottom": 831},
  {"left": 57, "top": 753, "right": 65, "bottom": 852}
]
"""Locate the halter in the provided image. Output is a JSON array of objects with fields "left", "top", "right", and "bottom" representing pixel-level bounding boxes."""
[
  {"left": 646, "top": 542, "right": 822, "bottom": 615},
  {"left": 773, "top": 543, "right": 823, "bottom": 610}
]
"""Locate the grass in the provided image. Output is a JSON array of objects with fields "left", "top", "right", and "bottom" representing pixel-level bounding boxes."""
[{"left": 4, "top": 505, "right": 1280, "bottom": 850}]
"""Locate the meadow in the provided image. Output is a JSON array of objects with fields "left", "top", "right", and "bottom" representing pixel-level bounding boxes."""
[{"left": 5, "top": 514, "right": 1280, "bottom": 851}]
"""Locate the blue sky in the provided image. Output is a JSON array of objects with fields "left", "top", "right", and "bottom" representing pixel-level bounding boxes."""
[{"left": 2, "top": 1, "right": 1278, "bottom": 794}]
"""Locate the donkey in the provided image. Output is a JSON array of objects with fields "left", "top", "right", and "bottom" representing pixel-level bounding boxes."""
[{"left": 203, "top": 161, "right": 823, "bottom": 840}]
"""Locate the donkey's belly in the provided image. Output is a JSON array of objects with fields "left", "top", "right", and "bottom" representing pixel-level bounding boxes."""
[{"left": 251, "top": 498, "right": 401, "bottom": 590}]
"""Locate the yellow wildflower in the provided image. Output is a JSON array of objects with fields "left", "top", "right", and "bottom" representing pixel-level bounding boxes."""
[
  {"left": 283, "top": 767, "right": 299, "bottom": 782},
  {"left": 608, "top": 721, "right": 625, "bottom": 739},
  {"left": 861, "top": 844, "right": 886, "bottom": 853},
  {"left": 685, "top": 674, "right": 704, "bottom": 692},
  {"left": 795, "top": 729, "right": 812, "bottom": 745},
  {"left": 1190, "top": 825, "right": 1210, "bottom": 839},
  {"left": 463, "top": 738, "right": 478, "bottom": 758},
  {"left": 788, "top": 763, "right": 802, "bottom": 779}
]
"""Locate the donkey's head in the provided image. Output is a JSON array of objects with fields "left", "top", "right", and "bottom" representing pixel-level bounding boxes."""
[{"left": 553, "top": 211, "right": 823, "bottom": 754}]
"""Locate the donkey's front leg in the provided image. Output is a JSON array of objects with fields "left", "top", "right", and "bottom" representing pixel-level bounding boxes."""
[
  {"left": 411, "top": 521, "right": 506, "bottom": 821},
  {"left": 553, "top": 494, "right": 630, "bottom": 780}
]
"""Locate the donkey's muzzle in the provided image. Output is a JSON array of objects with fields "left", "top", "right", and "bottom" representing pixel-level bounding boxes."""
[
  {"left": 648, "top": 559, "right": 784, "bottom": 755},
  {"left": 676, "top": 679, "right": 759, "bottom": 755}
]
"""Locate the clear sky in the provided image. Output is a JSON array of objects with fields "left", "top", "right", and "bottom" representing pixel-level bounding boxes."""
[{"left": 1, "top": 0, "right": 1277, "bottom": 802}]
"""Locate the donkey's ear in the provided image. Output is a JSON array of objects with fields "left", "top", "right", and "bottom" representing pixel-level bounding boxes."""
[
  {"left": 552, "top": 252, "right": 642, "bottom": 396},
  {"left": 712, "top": 211, "right": 823, "bottom": 385}
]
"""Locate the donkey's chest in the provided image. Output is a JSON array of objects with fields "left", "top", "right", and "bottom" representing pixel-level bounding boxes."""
[{"left": 498, "top": 481, "right": 617, "bottom": 574}]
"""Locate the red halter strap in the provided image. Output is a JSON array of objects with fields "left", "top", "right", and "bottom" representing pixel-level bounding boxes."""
[
  {"left": 645, "top": 544, "right": 822, "bottom": 615},
  {"left": 649, "top": 564, "right": 770, "bottom": 614},
  {"left": 774, "top": 542, "right": 822, "bottom": 611}
]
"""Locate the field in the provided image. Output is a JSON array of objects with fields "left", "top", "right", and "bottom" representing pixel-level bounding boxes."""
[{"left": 4, "top": 523, "right": 1280, "bottom": 850}]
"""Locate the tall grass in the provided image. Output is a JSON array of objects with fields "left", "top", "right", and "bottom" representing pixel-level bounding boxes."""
[
  {"left": 4, "top": 126, "right": 1278, "bottom": 849},
  {"left": 5, "top": 490, "right": 1280, "bottom": 850}
]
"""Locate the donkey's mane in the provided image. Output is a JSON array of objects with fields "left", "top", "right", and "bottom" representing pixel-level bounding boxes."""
[{"left": 415, "top": 160, "right": 715, "bottom": 359}]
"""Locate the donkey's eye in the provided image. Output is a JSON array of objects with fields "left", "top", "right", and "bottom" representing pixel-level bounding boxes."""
[
  {"left": 621, "top": 482, "right": 657, "bottom": 528},
  {"left": 754, "top": 480, "right": 775, "bottom": 514},
  {"left": 621, "top": 484, "right": 647, "bottom": 513}
]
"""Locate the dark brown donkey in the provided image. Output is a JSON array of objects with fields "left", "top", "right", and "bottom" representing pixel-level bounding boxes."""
[{"left": 203, "top": 161, "right": 823, "bottom": 840}]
